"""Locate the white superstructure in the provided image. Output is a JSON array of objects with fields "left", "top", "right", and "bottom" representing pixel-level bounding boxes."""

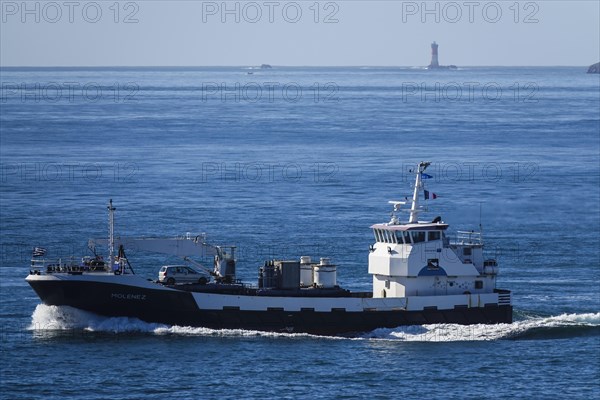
[{"left": 368, "top": 162, "right": 499, "bottom": 300}]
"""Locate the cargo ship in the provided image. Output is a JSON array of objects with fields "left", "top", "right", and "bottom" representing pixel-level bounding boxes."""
[{"left": 26, "top": 162, "right": 512, "bottom": 335}]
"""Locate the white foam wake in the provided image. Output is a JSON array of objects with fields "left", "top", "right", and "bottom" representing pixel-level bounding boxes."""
[
  {"left": 28, "top": 304, "right": 168, "bottom": 333},
  {"left": 363, "top": 312, "right": 600, "bottom": 342},
  {"left": 28, "top": 305, "right": 599, "bottom": 341},
  {"left": 27, "top": 305, "right": 325, "bottom": 339}
]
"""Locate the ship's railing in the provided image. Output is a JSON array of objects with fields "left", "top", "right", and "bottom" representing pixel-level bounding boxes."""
[
  {"left": 31, "top": 257, "right": 76, "bottom": 269},
  {"left": 494, "top": 289, "right": 512, "bottom": 305},
  {"left": 450, "top": 231, "right": 483, "bottom": 245},
  {"left": 30, "top": 256, "right": 106, "bottom": 273}
]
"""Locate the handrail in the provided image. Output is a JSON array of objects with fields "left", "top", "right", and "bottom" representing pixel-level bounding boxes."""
[
  {"left": 450, "top": 231, "right": 483, "bottom": 245},
  {"left": 30, "top": 256, "right": 95, "bottom": 270}
]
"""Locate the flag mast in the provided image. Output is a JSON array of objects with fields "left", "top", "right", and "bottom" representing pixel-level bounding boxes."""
[
  {"left": 107, "top": 199, "right": 116, "bottom": 271},
  {"left": 409, "top": 162, "right": 430, "bottom": 223}
]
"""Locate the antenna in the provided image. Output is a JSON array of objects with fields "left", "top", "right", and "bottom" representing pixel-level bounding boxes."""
[{"left": 479, "top": 202, "right": 483, "bottom": 239}]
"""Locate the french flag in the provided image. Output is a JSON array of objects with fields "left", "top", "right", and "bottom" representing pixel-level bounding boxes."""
[{"left": 424, "top": 190, "right": 437, "bottom": 200}]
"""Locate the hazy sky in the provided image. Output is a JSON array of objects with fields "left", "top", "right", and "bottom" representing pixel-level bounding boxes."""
[{"left": 1, "top": 1, "right": 599, "bottom": 66}]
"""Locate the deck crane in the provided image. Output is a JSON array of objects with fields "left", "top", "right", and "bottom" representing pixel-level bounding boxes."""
[{"left": 88, "top": 233, "right": 236, "bottom": 283}]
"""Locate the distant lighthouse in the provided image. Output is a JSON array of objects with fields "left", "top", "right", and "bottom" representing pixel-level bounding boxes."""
[
  {"left": 429, "top": 41, "right": 440, "bottom": 68},
  {"left": 427, "top": 41, "right": 457, "bottom": 70}
]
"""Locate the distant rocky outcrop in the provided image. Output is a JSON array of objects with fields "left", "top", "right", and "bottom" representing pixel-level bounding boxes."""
[
  {"left": 427, "top": 65, "right": 458, "bottom": 70},
  {"left": 588, "top": 62, "right": 600, "bottom": 74}
]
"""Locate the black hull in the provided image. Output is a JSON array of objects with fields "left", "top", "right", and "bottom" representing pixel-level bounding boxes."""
[{"left": 28, "top": 280, "right": 513, "bottom": 336}]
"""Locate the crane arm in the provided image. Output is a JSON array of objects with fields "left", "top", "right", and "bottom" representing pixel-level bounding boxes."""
[{"left": 88, "top": 236, "right": 222, "bottom": 258}]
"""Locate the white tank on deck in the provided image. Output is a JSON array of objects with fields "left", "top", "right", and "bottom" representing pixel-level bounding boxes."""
[
  {"left": 314, "top": 258, "right": 336, "bottom": 288},
  {"left": 300, "top": 256, "right": 313, "bottom": 287},
  {"left": 483, "top": 259, "right": 499, "bottom": 275},
  {"left": 483, "top": 265, "right": 499, "bottom": 275}
]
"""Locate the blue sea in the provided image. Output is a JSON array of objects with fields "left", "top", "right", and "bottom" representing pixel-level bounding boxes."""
[{"left": 1, "top": 66, "right": 599, "bottom": 399}]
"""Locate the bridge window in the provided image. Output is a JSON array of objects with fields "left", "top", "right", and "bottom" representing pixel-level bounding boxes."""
[
  {"left": 463, "top": 247, "right": 472, "bottom": 256},
  {"left": 411, "top": 231, "right": 426, "bottom": 243},
  {"left": 428, "top": 231, "right": 441, "bottom": 241},
  {"left": 384, "top": 230, "right": 393, "bottom": 243},
  {"left": 395, "top": 231, "right": 405, "bottom": 244},
  {"left": 389, "top": 230, "right": 398, "bottom": 244},
  {"left": 403, "top": 231, "right": 412, "bottom": 244},
  {"left": 381, "top": 230, "right": 388, "bottom": 243}
]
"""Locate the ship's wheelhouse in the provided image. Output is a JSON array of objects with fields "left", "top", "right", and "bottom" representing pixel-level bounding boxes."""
[{"left": 372, "top": 223, "right": 449, "bottom": 245}]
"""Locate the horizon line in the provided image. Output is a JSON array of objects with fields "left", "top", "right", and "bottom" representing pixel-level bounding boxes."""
[{"left": 0, "top": 64, "right": 595, "bottom": 69}]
